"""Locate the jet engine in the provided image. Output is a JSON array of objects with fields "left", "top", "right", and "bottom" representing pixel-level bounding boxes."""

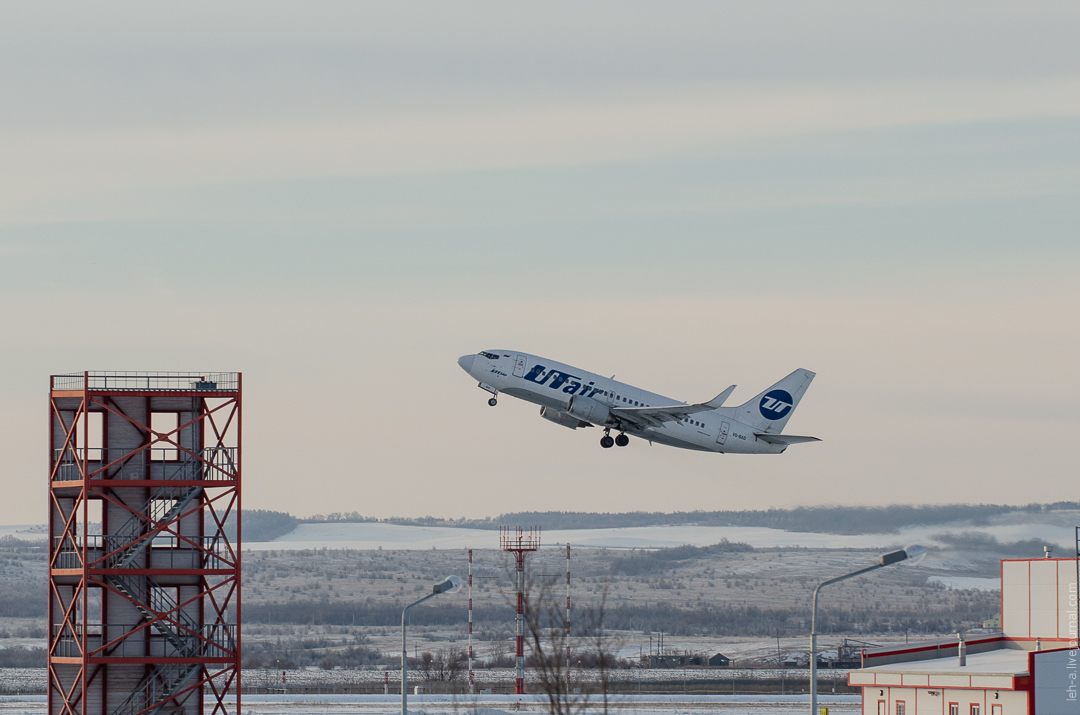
[
  {"left": 540, "top": 406, "right": 591, "bottom": 430},
  {"left": 566, "top": 395, "right": 611, "bottom": 425}
]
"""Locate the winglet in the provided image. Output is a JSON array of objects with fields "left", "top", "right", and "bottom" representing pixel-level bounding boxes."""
[{"left": 700, "top": 385, "right": 736, "bottom": 409}]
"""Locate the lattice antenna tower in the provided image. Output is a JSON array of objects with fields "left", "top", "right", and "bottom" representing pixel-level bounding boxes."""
[
  {"left": 467, "top": 548, "right": 474, "bottom": 694},
  {"left": 500, "top": 526, "right": 540, "bottom": 695},
  {"left": 565, "top": 543, "right": 572, "bottom": 689}
]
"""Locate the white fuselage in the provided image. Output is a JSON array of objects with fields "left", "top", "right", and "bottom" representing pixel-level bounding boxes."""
[{"left": 458, "top": 350, "right": 790, "bottom": 454}]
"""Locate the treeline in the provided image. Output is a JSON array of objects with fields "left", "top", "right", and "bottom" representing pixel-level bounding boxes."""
[
  {"left": 0, "top": 537, "right": 46, "bottom": 617},
  {"left": 275, "top": 502, "right": 1080, "bottom": 536},
  {"left": 933, "top": 532, "right": 1069, "bottom": 556},
  {"left": 241, "top": 595, "right": 997, "bottom": 637},
  {"left": 226, "top": 510, "right": 301, "bottom": 542},
  {"left": 599, "top": 597, "right": 1000, "bottom": 636},
  {"left": 0, "top": 646, "right": 46, "bottom": 667},
  {"left": 243, "top": 600, "right": 515, "bottom": 628},
  {"left": 478, "top": 504, "right": 1080, "bottom": 535},
  {"left": 615, "top": 540, "right": 754, "bottom": 576},
  {"left": 152, "top": 501, "right": 1080, "bottom": 543},
  {"left": 242, "top": 638, "right": 383, "bottom": 669}
]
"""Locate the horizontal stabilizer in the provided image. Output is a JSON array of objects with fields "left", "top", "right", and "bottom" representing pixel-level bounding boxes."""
[{"left": 753, "top": 433, "right": 821, "bottom": 445}]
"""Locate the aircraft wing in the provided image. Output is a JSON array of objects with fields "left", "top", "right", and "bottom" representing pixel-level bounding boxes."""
[
  {"left": 753, "top": 433, "right": 821, "bottom": 445},
  {"left": 611, "top": 386, "right": 736, "bottom": 428}
]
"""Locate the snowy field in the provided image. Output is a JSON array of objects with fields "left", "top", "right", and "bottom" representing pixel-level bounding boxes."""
[
  {"left": 5, "top": 513, "right": 1075, "bottom": 558},
  {"left": 0, "top": 668, "right": 860, "bottom": 714},
  {"left": 0, "top": 693, "right": 861, "bottom": 715},
  {"left": 242, "top": 519, "right": 1076, "bottom": 559},
  {"left": 0, "top": 525, "right": 45, "bottom": 542},
  {"left": 0, "top": 668, "right": 850, "bottom": 693}
]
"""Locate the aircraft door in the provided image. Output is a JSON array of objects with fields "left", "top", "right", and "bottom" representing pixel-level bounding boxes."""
[
  {"left": 513, "top": 354, "right": 527, "bottom": 378},
  {"left": 716, "top": 422, "right": 730, "bottom": 445}
]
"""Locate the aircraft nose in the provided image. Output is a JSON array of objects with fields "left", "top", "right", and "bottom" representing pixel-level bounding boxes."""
[{"left": 457, "top": 354, "right": 476, "bottom": 373}]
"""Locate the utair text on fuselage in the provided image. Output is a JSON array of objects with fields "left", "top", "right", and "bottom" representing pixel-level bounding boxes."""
[{"left": 456, "top": 351, "right": 820, "bottom": 453}]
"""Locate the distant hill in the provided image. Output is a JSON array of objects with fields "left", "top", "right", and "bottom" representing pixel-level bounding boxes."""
[
  {"left": 225, "top": 509, "right": 299, "bottom": 542},
  {"left": 232, "top": 502, "right": 1080, "bottom": 539}
]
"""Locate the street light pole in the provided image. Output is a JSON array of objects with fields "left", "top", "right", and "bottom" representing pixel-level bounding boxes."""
[
  {"left": 402, "top": 576, "right": 462, "bottom": 715},
  {"left": 810, "top": 546, "right": 925, "bottom": 715}
]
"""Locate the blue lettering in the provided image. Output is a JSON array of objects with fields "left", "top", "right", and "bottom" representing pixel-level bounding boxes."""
[
  {"left": 563, "top": 380, "right": 582, "bottom": 394},
  {"left": 524, "top": 365, "right": 550, "bottom": 384},
  {"left": 548, "top": 371, "right": 579, "bottom": 390}
]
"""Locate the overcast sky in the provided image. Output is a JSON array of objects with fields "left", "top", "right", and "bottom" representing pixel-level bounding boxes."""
[{"left": 1, "top": 2, "right": 1078, "bottom": 523}]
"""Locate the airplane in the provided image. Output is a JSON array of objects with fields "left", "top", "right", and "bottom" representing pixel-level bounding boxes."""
[{"left": 457, "top": 351, "right": 820, "bottom": 453}]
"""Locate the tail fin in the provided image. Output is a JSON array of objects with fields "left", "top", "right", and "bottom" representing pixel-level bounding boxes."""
[{"left": 731, "top": 369, "right": 816, "bottom": 433}]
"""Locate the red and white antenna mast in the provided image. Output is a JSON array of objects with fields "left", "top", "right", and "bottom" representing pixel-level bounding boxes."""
[
  {"left": 468, "top": 548, "right": 474, "bottom": 694},
  {"left": 500, "top": 526, "right": 540, "bottom": 695},
  {"left": 565, "top": 543, "right": 572, "bottom": 690}
]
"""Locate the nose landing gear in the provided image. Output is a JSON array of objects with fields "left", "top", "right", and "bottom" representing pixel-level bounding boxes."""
[{"left": 487, "top": 397, "right": 498, "bottom": 407}]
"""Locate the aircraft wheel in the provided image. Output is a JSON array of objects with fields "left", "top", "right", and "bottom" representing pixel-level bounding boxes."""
[
  {"left": 600, "top": 435, "right": 615, "bottom": 449},
  {"left": 615, "top": 434, "right": 629, "bottom": 447},
  {"left": 487, "top": 397, "right": 498, "bottom": 407}
]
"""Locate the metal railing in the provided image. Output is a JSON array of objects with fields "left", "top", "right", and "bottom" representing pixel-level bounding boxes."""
[
  {"left": 51, "top": 372, "right": 238, "bottom": 392},
  {"left": 53, "top": 535, "right": 234, "bottom": 571},
  {"left": 51, "top": 624, "right": 235, "bottom": 659},
  {"left": 53, "top": 446, "right": 237, "bottom": 482}
]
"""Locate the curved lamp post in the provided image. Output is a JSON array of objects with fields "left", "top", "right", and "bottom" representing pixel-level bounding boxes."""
[
  {"left": 810, "top": 546, "right": 926, "bottom": 715},
  {"left": 402, "top": 575, "right": 462, "bottom": 715}
]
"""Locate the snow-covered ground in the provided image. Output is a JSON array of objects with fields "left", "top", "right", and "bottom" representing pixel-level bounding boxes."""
[
  {"left": 5, "top": 509, "right": 1074, "bottom": 561},
  {"left": 0, "top": 693, "right": 860, "bottom": 715},
  {"left": 243, "top": 519, "right": 1077, "bottom": 554},
  {"left": 0, "top": 668, "right": 849, "bottom": 693}
]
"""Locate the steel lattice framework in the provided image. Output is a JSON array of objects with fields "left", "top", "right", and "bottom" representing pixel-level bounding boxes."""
[
  {"left": 500, "top": 526, "right": 540, "bottom": 695},
  {"left": 48, "top": 372, "right": 241, "bottom": 715}
]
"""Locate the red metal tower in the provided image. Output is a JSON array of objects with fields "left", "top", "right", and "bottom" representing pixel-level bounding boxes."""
[
  {"left": 48, "top": 372, "right": 241, "bottom": 715},
  {"left": 500, "top": 526, "right": 540, "bottom": 695},
  {"left": 467, "top": 548, "right": 474, "bottom": 694},
  {"left": 565, "top": 543, "right": 571, "bottom": 689}
]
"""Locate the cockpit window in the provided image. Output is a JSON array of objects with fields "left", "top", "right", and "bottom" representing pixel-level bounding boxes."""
[{"left": 479, "top": 351, "right": 500, "bottom": 360}]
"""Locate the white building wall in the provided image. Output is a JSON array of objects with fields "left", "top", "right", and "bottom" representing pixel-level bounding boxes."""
[
  {"left": 915, "top": 687, "right": 940, "bottom": 714},
  {"left": 1002, "top": 559, "right": 1078, "bottom": 640},
  {"left": 861, "top": 684, "right": 1029, "bottom": 715}
]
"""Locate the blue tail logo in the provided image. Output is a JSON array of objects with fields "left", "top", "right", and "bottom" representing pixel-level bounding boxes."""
[{"left": 759, "top": 390, "right": 793, "bottom": 420}]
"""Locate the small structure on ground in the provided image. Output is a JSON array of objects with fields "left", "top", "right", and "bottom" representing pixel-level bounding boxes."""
[{"left": 708, "top": 653, "right": 732, "bottom": 667}]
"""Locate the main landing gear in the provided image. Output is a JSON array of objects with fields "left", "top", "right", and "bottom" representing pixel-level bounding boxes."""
[{"left": 600, "top": 429, "right": 629, "bottom": 449}]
